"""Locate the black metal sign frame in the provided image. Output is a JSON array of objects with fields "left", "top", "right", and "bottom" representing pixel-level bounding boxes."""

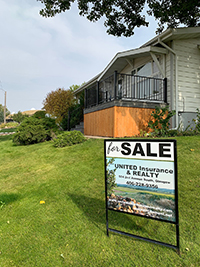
[{"left": 104, "top": 139, "right": 179, "bottom": 253}]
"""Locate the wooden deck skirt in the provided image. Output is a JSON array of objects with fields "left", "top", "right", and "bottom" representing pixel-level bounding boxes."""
[{"left": 84, "top": 106, "right": 156, "bottom": 138}]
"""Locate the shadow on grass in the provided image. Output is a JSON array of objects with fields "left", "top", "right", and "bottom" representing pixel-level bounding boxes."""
[
  {"left": 0, "top": 193, "right": 20, "bottom": 205},
  {"left": 68, "top": 193, "right": 149, "bottom": 235}
]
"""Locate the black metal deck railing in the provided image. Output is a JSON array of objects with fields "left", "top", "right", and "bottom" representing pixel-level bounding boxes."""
[{"left": 84, "top": 72, "right": 167, "bottom": 109}]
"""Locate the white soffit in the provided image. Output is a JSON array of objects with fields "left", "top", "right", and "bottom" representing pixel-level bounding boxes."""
[{"left": 98, "top": 46, "right": 167, "bottom": 81}]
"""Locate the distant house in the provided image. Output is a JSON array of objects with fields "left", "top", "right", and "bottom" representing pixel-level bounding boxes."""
[
  {"left": 6, "top": 110, "right": 41, "bottom": 122},
  {"left": 21, "top": 110, "right": 41, "bottom": 116},
  {"left": 74, "top": 27, "right": 200, "bottom": 137}
]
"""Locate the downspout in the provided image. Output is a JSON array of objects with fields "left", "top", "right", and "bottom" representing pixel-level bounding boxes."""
[{"left": 158, "top": 37, "right": 178, "bottom": 129}]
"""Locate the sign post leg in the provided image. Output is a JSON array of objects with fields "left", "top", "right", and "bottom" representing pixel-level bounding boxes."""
[
  {"left": 176, "top": 224, "right": 180, "bottom": 254},
  {"left": 106, "top": 209, "right": 109, "bottom": 236}
]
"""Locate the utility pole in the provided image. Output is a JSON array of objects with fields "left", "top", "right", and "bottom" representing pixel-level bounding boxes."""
[
  {"left": 4, "top": 90, "right": 6, "bottom": 124},
  {"left": 0, "top": 82, "right": 7, "bottom": 124}
]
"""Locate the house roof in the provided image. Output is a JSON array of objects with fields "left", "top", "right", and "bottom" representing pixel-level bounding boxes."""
[
  {"left": 97, "top": 46, "right": 167, "bottom": 81},
  {"left": 74, "top": 46, "right": 167, "bottom": 94},
  {"left": 21, "top": 110, "right": 41, "bottom": 116},
  {"left": 74, "top": 26, "right": 200, "bottom": 94},
  {"left": 141, "top": 26, "right": 200, "bottom": 47},
  {"left": 6, "top": 109, "right": 41, "bottom": 119}
]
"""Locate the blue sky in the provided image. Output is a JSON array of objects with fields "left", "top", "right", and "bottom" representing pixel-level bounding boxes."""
[{"left": 0, "top": 0, "right": 159, "bottom": 113}]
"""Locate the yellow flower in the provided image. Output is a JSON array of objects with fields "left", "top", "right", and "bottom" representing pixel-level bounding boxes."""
[
  {"left": 190, "top": 149, "right": 195, "bottom": 152},
  {"left": 40, "top": 200, "right": 45, "bottom": 204}
]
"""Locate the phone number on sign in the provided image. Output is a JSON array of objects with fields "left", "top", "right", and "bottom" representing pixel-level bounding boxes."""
[{"left": 126, "top": 181, "right": 158, "bottom": 189}]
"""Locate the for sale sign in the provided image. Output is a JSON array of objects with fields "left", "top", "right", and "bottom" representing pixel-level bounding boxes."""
[{"left": 105, "top": 139, "right": 178, "bottom": 223}]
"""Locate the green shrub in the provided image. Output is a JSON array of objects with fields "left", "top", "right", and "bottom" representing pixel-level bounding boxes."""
[
  {"left": 40, "top": 117, "right": 59, "bottom": 137},
  {"left": 13, "top": 125, "right": 47, "bottom": 145},
  {"left": 12, "top": 117, "right": 58, "bottom": 145},
  {"left": 12, "top": 111, "right": 29, "bottom": 123},
  {"left": 167, "top": 129, "right": 179, "bottom": 137},
  {"left": 193, "top": 108, "right": 200, "bottom": 133},
  {"left": 32, "top": 110, "right": 46, "bottom": 119},
  {"left": 148, "top": 106, "right": 175, "bottom": 137},
  {"left": 53, "top": 130, "right": 86, "bottom": 148}
]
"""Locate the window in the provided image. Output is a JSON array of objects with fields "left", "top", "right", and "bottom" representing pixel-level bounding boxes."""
[
  {"left": 131, "top": 58, "right": 162, "bottom": 99},
  {"left": 137, "top": 62, "right": 152, "bottom": 77},
  {"left": 132, "top": 58, "right": 161, "bottom": 78}
]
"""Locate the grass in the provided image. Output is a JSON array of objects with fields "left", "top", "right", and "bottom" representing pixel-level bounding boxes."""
[
  {"left": 0, "top": 128, "right": 16, "bottom": 133},
  {"left": 0, "top": 135, "right": 200, "bottom": 266}
]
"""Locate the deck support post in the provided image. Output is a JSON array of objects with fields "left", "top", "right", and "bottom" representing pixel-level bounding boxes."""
[
  {"left": 164, "top": 77, "right": 167, "bottom": 103},
  {"left": 114, "top": 71, "right": 118, "bottom": 100},
  {"left": 96, "top": 82, "right": 99, "bottom": 105},
  {"left": 84, "top": 89, "right": 87, "bottom": 109}
]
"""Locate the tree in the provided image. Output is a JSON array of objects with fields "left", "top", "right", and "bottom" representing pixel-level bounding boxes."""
[
  {"left": 42, "top": 88, "right": 75, "bottom": 123},
  {"left": 59, "top": 84, "right": 85, "bottom": 130},
  {"left": 0, "top": 110, "right": 4, "bottom": 123},
  {"left": 0, "top": 104, "right": 10, "bottom": 123},
  {"left": 37, "top": 0, "right": 200, "bottom": 37},
  {"left": 69, "top": 84, "right": 81, "bottom": 92},
  {"left": 148, "top": 0, "right": 200, "bottom": 33}
]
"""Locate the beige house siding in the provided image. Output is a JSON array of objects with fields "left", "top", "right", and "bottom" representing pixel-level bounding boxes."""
[
  {"left": 165, "top": 46, "right": 173, "bottom": 110},
  {"left": 174, "top": 38, "right": 200, "bottom": 112}
]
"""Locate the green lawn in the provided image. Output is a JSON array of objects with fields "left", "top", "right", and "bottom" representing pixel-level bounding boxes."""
[
  {"left": 0, "top": 128, "right": 16, "bottom": 133},
  {"left": 0, "top": 135, "right": 200, "bottom": 266}
]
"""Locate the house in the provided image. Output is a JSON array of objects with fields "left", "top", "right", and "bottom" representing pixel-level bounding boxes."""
[
  {"left": 6, "top": 110, "right": 42, "bottom": 122},
  {"left": 74, "top": 27, "right": 200, "bottom": 137}
]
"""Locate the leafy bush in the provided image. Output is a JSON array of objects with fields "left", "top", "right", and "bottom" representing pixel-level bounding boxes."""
[
  {"left": 167, "top": 129, "right": 178, "bottom": 137},
  {"left": 53, "top": 130, "right": 86, "bottom": 148},
  {"left": 193, "top": 108, "right": 200, "bottom": 133},
  {"left": 13, "top": 117, "right": 58, "bottom": 145},
  {"left": 148, "top": 107, "right": 200, "bottom": 137},
  {"left": 32, "top": 110, "right": 46, "bottom": 119},
  {"left": 148, "top": 106, "right": 175, "bottom": 137}
]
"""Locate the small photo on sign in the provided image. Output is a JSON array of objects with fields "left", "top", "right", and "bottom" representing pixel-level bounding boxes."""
[{"left": 105, "top": 140, "right": 177, "bottom": 223}]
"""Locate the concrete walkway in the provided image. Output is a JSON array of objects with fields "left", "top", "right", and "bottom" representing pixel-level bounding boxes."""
[{"left": 84, "top": 135, "right": 111, "bottom": 139}]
